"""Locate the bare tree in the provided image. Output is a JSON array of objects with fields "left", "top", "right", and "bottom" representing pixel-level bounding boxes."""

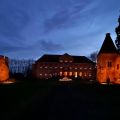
[{"left": 89, "top": 51, "right": 98, "bottom": 62}]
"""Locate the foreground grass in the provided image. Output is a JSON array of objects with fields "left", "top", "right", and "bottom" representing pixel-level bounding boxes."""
[
  {"left": 1, "top": 80, "right": 120, "bottom": 119},
  {"left": 0, "top": 80, "right": 56, "bottom": 117}
]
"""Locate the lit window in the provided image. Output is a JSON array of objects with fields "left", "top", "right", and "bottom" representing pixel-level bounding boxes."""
[
  {"left": 75, "top": 68, "right": 77, "bottom": 69},
  {"left": 79, "top": 72, "right": 82, "bottom": 77},
  {"left": 65, "top": 60, "right": 68, "bottom": 63},
  {"left": 89, "top": 74, "right": 92, "bottom": 76},
  {"left": 60, "top": 67, "right": 63, "bottom": 69},
  {"left": 74, "top": 72, "right": 77, "bottom": 78},
  {"left": 64, "top": 72, "right": 67, "bottom": 76},
  {"left": 45, "top": 66, "right": 48, "bottom": 68},
  {"left": 40, "top": 66, "right": 42, "bottom": 68},
  {"left": 40, "top": 74, "right": 42, "bottom": 76},
  {"left": 60, "top": 72, "right": 62, "bottom": 76},
  {"left": 60, "top": 60, "right": 63, "bottom": 62},
  {"left": 80, "top": 67, "right": 82, "bottom": 69},
  {"left": 69, "top": 72, "right": 72, "bottom": 76}
]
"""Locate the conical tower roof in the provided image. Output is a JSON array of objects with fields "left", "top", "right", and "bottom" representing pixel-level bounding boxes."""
[{"left": 98, "top": 33, "right": 118, "bottom": 55}]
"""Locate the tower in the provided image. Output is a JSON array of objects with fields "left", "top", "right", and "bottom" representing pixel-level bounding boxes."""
[
  {"left": 97, "top": 33, "right": 118, "bottom": 83},
  {"left": 0, "top": 56, "right": 9, "bottom": 81}
]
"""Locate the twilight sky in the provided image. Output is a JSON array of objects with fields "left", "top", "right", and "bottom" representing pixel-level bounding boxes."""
[{"left": 0, "top": 0, "right": 120, "bottom": 59}]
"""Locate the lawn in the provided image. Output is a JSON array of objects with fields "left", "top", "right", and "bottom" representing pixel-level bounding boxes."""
[{"left": 0, "top": 80, "right": 120, "bottom": 120}]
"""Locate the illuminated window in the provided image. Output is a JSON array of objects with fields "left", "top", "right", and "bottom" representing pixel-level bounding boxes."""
[
  {"left": 80, "top": 67, "right": 82, "bottom": 69},
  {"left": 75, "top": 72, "right": 77, "bottom": 78},
  {"left": 40, "top": 74, "right": 42, "bottom": 76},
  {"left": 64, "top": 72, "right": 67, "bottom": 76},
  {"left": 69, "top": 72, "right": 72, "bottom": 76},
  {"left": 60, "top": 72, "right": 62, "bottom": 76},
  {"left": 75, "top": 68, "right": 77, "bottom": 69},
  {"left": 79, "top": 72, "right": 82, "bottom": 77},
  {"left": 45, "top": 66, "right": 48, "bottom": 68},
  {"left": 65, "top": 60, "right": 68, "bottom": 63},
  {"left": 60, "top": 67, "right": 63, "bottom": 69},
  {"left": 89, "top": 74, "right": 92, "bottom": 76},
  {"left": 60, "top": 60, "right": 63, "bottom": 62},
  {"left": 55, "top": 67, "right": 57, "bottom": 69},
  {"left": 40, "top": 66, "right": 42, "bottom": 68}
]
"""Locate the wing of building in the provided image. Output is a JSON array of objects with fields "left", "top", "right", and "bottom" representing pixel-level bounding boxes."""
[{"left": 32, "top": 53, "right": 96, "bottom": 80}]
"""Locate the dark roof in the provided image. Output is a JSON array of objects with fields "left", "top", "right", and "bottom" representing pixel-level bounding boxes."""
[
  {"left": 98, "top": 33, "right": 118, "bottom": 55},
  {"left": 37, "top": 55, "right": 60, "bottom": 62},
  {"left": 36, "top": 54, "right": 94, "bottom": 64},
  {"left": 73, "top": 56, "right": 94, "bottom": 63}
]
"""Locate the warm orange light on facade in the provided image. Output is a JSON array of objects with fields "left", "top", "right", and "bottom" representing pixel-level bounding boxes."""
[
  {"left": 64, "top": 72, "right": 67, "bottom": 76},
  {"left": 97, "top": 33, "right": 120, "bottom": 84},
  {"left": 74, "top": 72, "right": 77, "bottom": 78},
  {"left": 69, "top": 72, "right": 72, "bottom": 76},
  {"left": 0, "top": 56, "right": 9, "bottom": 81}
]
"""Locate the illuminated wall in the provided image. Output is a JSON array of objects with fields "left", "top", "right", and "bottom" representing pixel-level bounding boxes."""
[
  {"left": 0, "top": 56, "right": 9, "bottom": 81},
  {"left": 97, "top": 54, "right": 117, "bottom": 83},
  {"left": 97, "top": 53, "right": 120, "bottom": 84},
  {"left": 32, "top": 54, "right": 96, "bottom": 80}
]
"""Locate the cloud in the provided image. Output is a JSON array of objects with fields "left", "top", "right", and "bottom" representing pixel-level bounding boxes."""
[
  {"left": 43, "top": 0, "right": 99, "bottom": 33},
  {"left": 39, "top": 40, "right": 64, "bottom": 52},
  {"left": 43, "top": 9, "right": 71, "bottom": 33},
  {"left": 0, "top": 6, "right": 30, "bottom": 38},
  {"left": 0, "top": 41, "right": 26, "bottom": 54}
]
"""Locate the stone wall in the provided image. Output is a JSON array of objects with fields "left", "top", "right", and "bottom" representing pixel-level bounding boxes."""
[{"left": 0, "top": 56, "right": 9, "bottom": 81}]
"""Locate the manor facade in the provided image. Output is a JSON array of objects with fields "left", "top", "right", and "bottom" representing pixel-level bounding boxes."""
[{"left": 32, "top": 53, "right": 96, "bottom": 80}]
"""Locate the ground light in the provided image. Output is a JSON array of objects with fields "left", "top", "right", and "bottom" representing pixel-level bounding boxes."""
[
  {"left": 59, "top": 77, "right": 72, "bottom": 81},
  {"left": 0, "top": 79, "right": 15, "bottom": 84}
]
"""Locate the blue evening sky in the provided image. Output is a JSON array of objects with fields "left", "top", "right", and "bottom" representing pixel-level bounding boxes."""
[{"left": 0, "top": 0, "right": 120, "bottom": 59}]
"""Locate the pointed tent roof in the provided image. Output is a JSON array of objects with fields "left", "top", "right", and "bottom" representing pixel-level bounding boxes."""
[{"left": 98, "top": 33, "right": 118, "bottom": 55}]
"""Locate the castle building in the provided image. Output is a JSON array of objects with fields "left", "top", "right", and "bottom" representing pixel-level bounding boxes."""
[
  {"left": 32, "top": 53, "right": 96, "bottom": 80},
  {"left": 97, "top": 16, "right": 120, "bottom": 84},
  {"left": 0, "top": 55, "right": 9, "bottom": 81}
]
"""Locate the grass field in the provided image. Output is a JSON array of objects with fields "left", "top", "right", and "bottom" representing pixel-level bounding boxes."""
[{"left": 0, "top": 80, "right": 120, "bottom": 120}]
